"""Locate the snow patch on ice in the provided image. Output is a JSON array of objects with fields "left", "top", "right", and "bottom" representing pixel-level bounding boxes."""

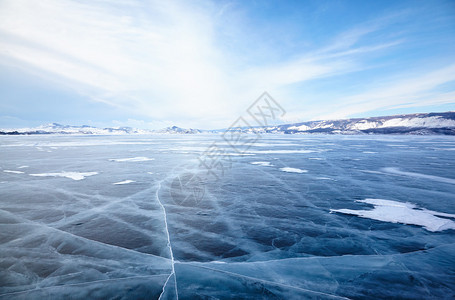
[
  {"left": 113, "top": 180, "right": 135, "bottom": 185},
  {"left": 248, "top": 150, "right": 317, "bottom": 154},
  {"left": 382, "top": 167, "right": 455, "bottom": 184},
  {"left": 316, "top": 177, "right": 335, "bottom": 180},
  {"left": 280, "top": 167, "right": 307, "bottom": 173},
  {"left": 29, "top": 171, "right": 98, "bottom": 180},
  {"left": 17, "top": 165, "right": 29, "bottom": 169},
  {"left": 3, "top": 170, "right": 24, "bottom": 174},
  {"left": 249, "top": 143, "right": 296, "bottom": 147},
  {"left": 360, "top": 170, "right": 383, "bottom": 175},
  {"left": 331, "top": 198, "right": 455, "bottom": 232},
  {"left": 251, "top": 161, "right": 272, "bottom": 166},
  {"left": 109, "top": 157, "right": 155, "bottom": 162}
]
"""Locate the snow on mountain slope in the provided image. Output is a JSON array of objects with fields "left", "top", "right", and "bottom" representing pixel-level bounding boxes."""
[
  {"left": 1, "top": 112, "right": 454, "bottom": 135},
  {"left": 275, "top": 112, "right": 455, "bottom": 135},
  {"left": 0, "top": 123, "right": 198, "bottom": 135},
  {"left": 380, "top": 116, "right": 455, "bottom": 128}
]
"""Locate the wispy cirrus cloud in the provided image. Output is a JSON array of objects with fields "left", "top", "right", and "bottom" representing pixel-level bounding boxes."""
[{"left": 308, "top": 63, "right": 455, "bottom": 121}]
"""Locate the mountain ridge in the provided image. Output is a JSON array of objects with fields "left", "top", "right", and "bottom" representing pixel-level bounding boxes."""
[{"left": 1, "top": 111, "right": 454, "bottom": 135}]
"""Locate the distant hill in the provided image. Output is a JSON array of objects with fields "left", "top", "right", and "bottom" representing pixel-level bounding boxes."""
[{"left": 1, "top": 112, "right": 454, "bottom": 135}]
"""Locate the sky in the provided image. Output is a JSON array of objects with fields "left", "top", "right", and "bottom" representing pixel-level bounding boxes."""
[{"left": 0, "top": 0, "right": 454, "bottom": 129}]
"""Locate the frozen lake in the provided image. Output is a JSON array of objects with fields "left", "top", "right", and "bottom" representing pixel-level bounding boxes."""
[{"left": 0, "top": 134, "right": 454, "bottom": 299}]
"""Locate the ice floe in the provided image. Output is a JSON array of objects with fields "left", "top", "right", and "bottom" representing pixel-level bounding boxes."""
[
  {"left": 109, "top": 157, "right": 155, "bottom": 162},
  {"left": 331, "top": 198, "right": 455, "bottom": 232},
  {"left": 113, "top": 180, "right": 136, "bottom": 185},
  {"left": 279, "top": 167, "right": 308, "bottom": 173},
  {"left": 29, "top": 171, "right": 98, "bottom": 180}
]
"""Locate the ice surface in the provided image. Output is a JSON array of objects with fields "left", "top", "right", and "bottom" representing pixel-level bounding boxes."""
[
  {"left": 331, "top": 198, "right": 455, "bottom": 232},
  {"left": 1, "top": 134, "right": 454, "bottom": 299},
  {"left": 279, "top": 167, "right": 308, "bottom": 173},
  {"left": 29, "top": 171, "right": 98, "bottom": 181}
]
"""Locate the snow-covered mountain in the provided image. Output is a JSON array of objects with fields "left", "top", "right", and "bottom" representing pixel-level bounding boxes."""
[
  {"left": 0, "top": 123, "right": 150, "bottom": 135},
  {"left": 0, "top": 123, "right": 196, "bottom": 135},
  {"left": 243, "top": 112, "right": 455, "bottom": 135},
  {"left": 1, "top": 112, "right": 454, "bottom": 135},
  {"left": 154, "top": 126, "right": 202, "bottom": 134}
]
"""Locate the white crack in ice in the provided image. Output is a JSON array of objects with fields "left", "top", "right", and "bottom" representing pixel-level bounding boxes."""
[{"left": 156, "top": 182, "right": 179, "bottom": 300}]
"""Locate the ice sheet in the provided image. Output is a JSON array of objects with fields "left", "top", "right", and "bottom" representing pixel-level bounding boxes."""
[{"left": 1, "top": 134, "right": 455, "bottom": 299}]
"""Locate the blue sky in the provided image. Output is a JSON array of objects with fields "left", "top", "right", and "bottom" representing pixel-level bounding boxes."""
[{"left": 0, "top": 0, "right": 454, "bottom": 129}]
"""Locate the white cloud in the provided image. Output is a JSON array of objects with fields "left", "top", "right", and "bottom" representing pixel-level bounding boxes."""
[
  {"left": 310, "top": 64, "right": 455, "bottom": 121},
  {"left": 0, "top": 0, "right": 452, "bottom": 128},
  {"left": 0, "top": 0, "right": 231, "bottom": 125}
]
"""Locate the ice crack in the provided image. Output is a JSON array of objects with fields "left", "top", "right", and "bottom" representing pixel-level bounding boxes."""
[{"left": 156, "top": 182, "right": 178, "bottom": 300}]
